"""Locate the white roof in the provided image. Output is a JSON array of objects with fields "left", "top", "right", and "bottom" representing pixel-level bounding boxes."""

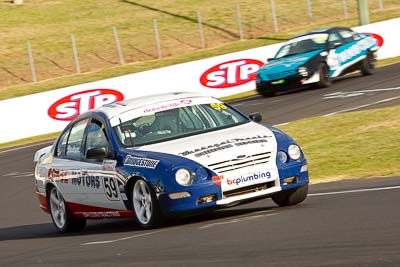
[{"left": 96, "top": 91, "right": 213, "bottom": 119}]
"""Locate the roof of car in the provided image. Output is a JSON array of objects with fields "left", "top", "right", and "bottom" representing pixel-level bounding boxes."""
[
  {"left": 95, "top": 91, "right": 212, "bottom": 119},
  {"left": 290, "top": 26, "right": 351, "bottom": 40}
]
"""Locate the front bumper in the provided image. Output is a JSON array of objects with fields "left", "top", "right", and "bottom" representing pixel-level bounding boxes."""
[
  {"left": 158, "top": 162, "right": 309, "bottom": 215},
  {"left": 256, "top": 74, "right": 313, "bottom": 94}
]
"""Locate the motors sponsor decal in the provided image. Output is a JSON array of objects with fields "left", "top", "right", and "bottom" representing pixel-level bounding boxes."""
[
  {"left": 200, "top": 59, "right": 264, "bottom": 88},
  {"left": 179, "top": 135, "right": 270, "bottom": 157},
  {"left": 143, "top": 99, "right": 192, "bottom": 113},
  {"left": 71, "top": 175, "right": 101, "bottom": 189},
  {"left": 227, "top": 171, "right": 271, "bottom": 186},
  {"left": 363, "top": 32, "right": 384, "bottom": 47},
  {"left": 48, "top": 89, "right": 124, "bottom": 121},
  {"left": 124, "top": 155, "right": 160, "bottom": 169}
]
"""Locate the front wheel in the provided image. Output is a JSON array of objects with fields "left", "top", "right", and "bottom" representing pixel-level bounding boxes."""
[
  {"left": 272, "top": 184, "right": 308, "bottom": 207},
  {"left": 48, "top": 186, "right": 86, "bottom": 232},
  {"left": 256, "top": 83, "right": 275, "bottom": 97},
  {"left": 360, "top": 51, "right": 375, "bottom": 75},
  {"left": 258, "top": 90, "right": 275, "bottom": 97},
  {"left": 317, "top": 63, "right": 331, "bottom": 88},
  {"left": 132, "top": 179, "right": 162, "bottom": 229}
]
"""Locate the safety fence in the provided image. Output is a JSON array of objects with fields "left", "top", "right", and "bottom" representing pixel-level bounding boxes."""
[{"left": 0, "top": 0, "right": 396, "bottom": 89}]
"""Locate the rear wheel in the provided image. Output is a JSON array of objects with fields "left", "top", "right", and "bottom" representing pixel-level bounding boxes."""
[
  {"left": 272, "top": 184, "right": 308, "bottom": 207},
  {"left": 132, "top": 179, "right": 162, "bottom": 229},
  {"left": 48, "top": 186, "right": 86, "bottom": 232},
  {"left": 317, "top": 63, "right": 331, "bottom": 88},
  {"left": 360, "top": 51, "right": 375, "bottom": 75}
]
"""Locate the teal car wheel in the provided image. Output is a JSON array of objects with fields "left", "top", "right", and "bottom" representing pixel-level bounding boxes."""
[
  {"left": 360, "top": 51, "right": 375, "bottom": 76},
  {"left": 317, "top": 63, "right": 331, "bottom": 88}
]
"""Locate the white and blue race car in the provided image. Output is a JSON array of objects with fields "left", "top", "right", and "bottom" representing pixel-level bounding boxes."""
[
  {"left": 256, "top": 26, "right": 378, "bottom": 96},
  {"left": 34, "top": 92, "right": 309, "bottom": 232}
]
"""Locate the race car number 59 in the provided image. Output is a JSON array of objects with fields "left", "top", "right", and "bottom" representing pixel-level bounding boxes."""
[{"left": 103, "top": 177, "right": 119, "bottom": 201}]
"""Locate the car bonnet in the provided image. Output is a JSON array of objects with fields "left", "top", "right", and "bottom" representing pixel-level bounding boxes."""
[
  {"left": 259, "top": 49, "right": 323, "bottom": 74},
  {"left": 135, "top": 122, "right": 278, "bottom": 169}
]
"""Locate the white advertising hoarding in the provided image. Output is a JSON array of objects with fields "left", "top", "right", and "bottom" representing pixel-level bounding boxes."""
[{"left": 0, "top": 18, "right": 399, "bottom": 144}]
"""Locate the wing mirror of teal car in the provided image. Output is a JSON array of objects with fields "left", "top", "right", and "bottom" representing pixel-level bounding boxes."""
[
  {"left": 332, "top": 41, "right": 343, "bottom": 49},
  {"left": 249, "top": 112, "right": 262, "bottom": 122}
]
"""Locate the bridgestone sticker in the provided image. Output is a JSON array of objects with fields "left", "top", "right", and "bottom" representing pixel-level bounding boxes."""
[{"left": 124, "top": 155, "right": 160, "bottom": 169}]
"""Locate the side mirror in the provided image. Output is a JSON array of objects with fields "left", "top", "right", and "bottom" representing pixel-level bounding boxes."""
[
  {"left": 249, "top": 112, "right": 262, "bottom": 122},
  {"left": 86, "top": 147, "right": 108, "bottom": 159},
  {"left": 333, "top": 42, "right": 342, "bottom": 48}
]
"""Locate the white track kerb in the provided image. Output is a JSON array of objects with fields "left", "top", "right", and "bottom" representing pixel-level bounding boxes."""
[{"left": 0, "top": 18, "right": 399, "bottom": 144}]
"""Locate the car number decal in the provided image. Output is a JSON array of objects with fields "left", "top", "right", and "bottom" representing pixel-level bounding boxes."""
[
  {"left": 210, "top": 103, "right": 228, "bottom": 111},
  {"left": 103, "top": 177, "right": 119, "bottom": 201}
]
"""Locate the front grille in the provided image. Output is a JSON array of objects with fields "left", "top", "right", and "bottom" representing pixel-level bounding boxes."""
[
  {"left": 267, "top": 70, "right": 296, "bottom": 80},
  {"left": 223, "top": 181, "right": 275, "bottom": 198},
  {"left": 208, "top": 152, "right": 272, "bottom": 174}
]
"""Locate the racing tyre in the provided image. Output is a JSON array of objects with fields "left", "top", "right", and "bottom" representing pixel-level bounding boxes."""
[
  {"left": 360, "top": 51, "right": 375, "bottom": 76},
  {"left": 48, "top": 186, "right": 86, "bottom": 233},
  {"left": 132, "top": 179, "right": 162, "bottom": 229},
  {"left": 271, "top": 184, "right": 308, "bottom": 207},
  {"left": 256, "top": 83, "right": 275, "bottom": 97},
  {"left": 317, "top": 63, "right": 331, "bottom": 88}
]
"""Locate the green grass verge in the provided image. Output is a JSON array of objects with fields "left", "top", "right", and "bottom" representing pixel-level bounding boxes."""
[
  {"left": 0, "top": 132, "right": 58, "bottom": 150},
  {"left": 0, "top": 3, "right": 399, "bottom": 100},
  {"left": 2, "top": 105, "right": 399, "bottom": 183},
  {"left": 277, "top": 105, "right": 400, "bottom": 182}
]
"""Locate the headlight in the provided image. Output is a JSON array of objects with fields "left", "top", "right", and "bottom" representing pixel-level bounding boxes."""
[
  {"left": 288, "top": 144, "right": 301, "bottom": 160},
  {"left": 298, "top": 66, "right": 308, "bottom": 77},
  {"left": 277, "top": 151, "right": 288, "bottom": 163},
  {"left": 175, "top": 168, "right": 194, "bottom": 186}
]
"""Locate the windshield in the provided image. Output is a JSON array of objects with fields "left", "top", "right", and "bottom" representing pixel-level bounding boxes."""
[
  {"left": 113, "top": 102, "right": 249, "bottom": 146},
  {"left": 275, "top": 33, "right": 328, "bottom": 58}
]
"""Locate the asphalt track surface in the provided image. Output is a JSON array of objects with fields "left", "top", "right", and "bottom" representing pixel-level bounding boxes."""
[{"left": 0, "top": 63, "right": 399, "bottom": 266}]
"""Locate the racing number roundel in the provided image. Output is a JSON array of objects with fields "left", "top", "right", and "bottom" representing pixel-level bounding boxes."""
[
  {"left": 48, "top": 89, "right": 124, "bottom": 121},
  {"left": 200, "top": 59, "right": 264, "bottom": 89}
]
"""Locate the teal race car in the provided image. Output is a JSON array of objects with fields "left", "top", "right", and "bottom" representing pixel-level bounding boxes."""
[{"left": 255, "top": 27, "right": 378, "bottom": 97}]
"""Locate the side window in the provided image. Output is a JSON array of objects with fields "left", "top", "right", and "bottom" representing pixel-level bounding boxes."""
[
  {"left": 338, "top": 29, "right": 355, "bottom": 44},
  {"left": 353, "top": 32, "right": 361, "bottom": 40},
  {"left": 56, "top": 130, "right": 69, "bottom": 157},
  {"left": 66, "top": 119, "right": 89, "bottom": 159},
  {"left": 84, "top": 120, "right": 110, "bottom": 155},
  {"left": 328, "top": 33, "right": 342, "bottom": 48}
]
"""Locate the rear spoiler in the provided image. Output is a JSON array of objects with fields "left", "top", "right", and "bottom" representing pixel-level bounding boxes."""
[{"left": 33, "top": 145, "right": 52, "bottom": 162}]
